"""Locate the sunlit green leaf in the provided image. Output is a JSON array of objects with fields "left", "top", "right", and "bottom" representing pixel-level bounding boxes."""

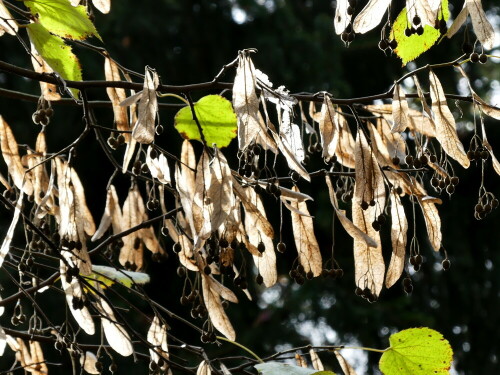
[
  {"left": 27, "top": 22, "right": 81, "bottom": 97},
  {"left": 391, "top": 0, "right": 449, "bottom": 65},
  {"left": 24, "top": 0, "right": 101, "bottom": 40},
  {"left": 379, "top": 327, "right": 453, "bottom": 375},
  {"left": 174, "top": 94, "right": 237, "bottom": 148},
  {"left": 255, "top": 362, "right": 335, "bottom": 375}
]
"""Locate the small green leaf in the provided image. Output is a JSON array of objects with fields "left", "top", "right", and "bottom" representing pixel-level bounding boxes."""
[
  {"left": 24, "top": 0, "right": 101, "bottom": 40},
  {"left": 391, "top": 0, "right": 449, "bottom": 65},
  {"left": 27, "top": 22, "right": 82, "bottom": 97},
  {"left": 379, "top": 327, "right": 453, "bottom": 375},
  {"left": 174, "top": 94, "right": 237, "bottom": 148},
  {"left": 255, "top": 363, "right": 335, "bottom": 375}
]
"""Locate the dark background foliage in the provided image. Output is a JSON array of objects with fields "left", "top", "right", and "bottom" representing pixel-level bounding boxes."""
[{"left": 0, "top": 0, "right": 499, "bottom": 374}]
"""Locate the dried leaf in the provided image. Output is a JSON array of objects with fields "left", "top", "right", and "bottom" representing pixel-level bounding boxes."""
[
  {"left": 325, "top": 175, "right": 377, "bottom": 247},
  {"left": 104, "top": 56, "right": 129, "bottom": 140},
  {"left": 132, "top": 67, "right": 158, "bottom": 144},
  {"left": 429, "top": 70, "right": 469, "bottom": 168},
  {"left": 353, "top": 0, "right": 391, "bottom": 34},
  {"left": 95, "top": 296, "right": 133, "bottom": 356},
  {"left": 335, "top": 351, "right": 358, "bottom": 375},
  {"left": 392, "top": 84, "right": 410, "bottom": 133},
  {"left": 201, "top": 274, "right": 236, "bottom": 340},
  {"left": 0, "top": 116, "right": 33, "bottom": 194},
  {"left": 60, "top": 261, "right": 95, "bottom": 335},
  {"left": 418, "top": 196, "right": 442, "bottom": 251},
  {"left": 385, "top": 191, "right": 407, "bottom": 288},
  {"left": 466, "top": 0, "right": 495, "bottom": 49},
  {"left": 290, "top": 186, "right": 322, "bottom": 277}
]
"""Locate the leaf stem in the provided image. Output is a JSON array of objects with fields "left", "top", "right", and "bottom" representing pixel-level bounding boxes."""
[
  {"left": 158, "top": 92, "right": 189, "bottom": 106},
  {"left": 216, "top": 336, "right": 264, "bottom": 363},
  {"left": 340, "top": 346, "right": 388, "bottom": 353}
]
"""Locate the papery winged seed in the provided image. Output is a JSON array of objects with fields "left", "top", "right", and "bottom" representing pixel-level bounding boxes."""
[
  {"left": 335, "top": 351, "right": 358, "bottom": 375},
  {"left": 147, "top": 316, "right": 169, "bottom": 365},
  {"left": 30, "top": 44, "right": 61, "bottom": 101},
  {"left": 122, "top": 136, "right": 137, "bottom": 173},
  {"left": 104, "top": 56, "right": 129, "bottom": 140},
  {"left": 309, "top": 348, "right": 324, "bottom": 371},
  {"left": 429, "top": 71, "right": 470, "bottom": 168},
  {"left": 0, "top": 116, "right": 33, "bottom": 195},
  {"left": 412, "top": 75, "right": 434, "bottom": 120},
  {"left": 29, "top": 340, "right": 48, "bottom": 375},
  {"left": 81, "top": 351, "right": 101, "bottom": 375},
  {"left": 280, "top": 110, "right": 305, "bottom": 162},
  {"left": 466, "top": 0, "right": 495, "bottom": 49},
  {"left": 352, "top": 194, "right": 385, "bottom": 297},
  {"left": 92, "top": 185, "right": 122, "bottom": 241},
  {"left": 353, "top": 0, "right": 391, "bottom": 34},
  {"left": 201, "top": 274, "right": 236, "bottom": 340},
  {"left": 392, "top": 84, "right": 410, "bottom": 133},
  {"left": 354, "top": 130, "right": 385, "bottom": 206},
  {"left": 474, "top": 94, "right": 500, "bottom": 120},
  {"left": 0, "top": 191, "right": 23, "bottom": 269},
  {"left": 244, "top": 189, "right": 277, "bottom": 287},
  {"left": 418, "top": 196, "right": 442, "bottom": 251},
  {"left": 385, "top": 191, "right": 407, "bottom": 288},
  {"left": 0, "top": 326, "right": 6, "bottom": 356},
  {"left": 197, "top": 360, "right": 212, "bottom": 375},
  {"left": 95, "top": 296, "right": 133, "bottom": 356},
  {"left": 93, "top": 0, "right": 110, "bottom": 14},
  {"left": 132, "top": 68, "right": 158, "bottom": 144},
  {"left": 119, "top": 186, "right": 144, "bottom": 270},
  {"left": 319, "top": 96, "right": 339, "bottom": 159},
  {"left": 0, "top": 0, "right": 18, "bottom": 35},
  {"left": 208, "top": 275, "right": 238, "bottom": 303},
  {"left": 60, "top": 262, "right": 95, "bottom": 335},
  {"left": 325, "top": 176, "right": 377, "bottom": 248},
  {"left": 414, "top": 0, "right": 439, "bottom": 27},
  {"left": 271, "top": 129, "right": 310, "bottom": 181},
  {"left": 290, "top": 186, "right": 322, "bottom": 277},
  {"left": 447, "top": 5, "right": 469, "bottom": 39},
  {"left": 70, "top": 167, "right": 96, "bottom": 237},
  {"left": 233, "top": 54, "right": 261, "bottom": 150},
  {"left": 335, "top": 110, "right": 356, "bottom": 168},
  {"left": 334, "top": 0, "right": 351, "bottom": 35},
  {"left": 281, "top": 197, "right": 313, "bottom": 217}
]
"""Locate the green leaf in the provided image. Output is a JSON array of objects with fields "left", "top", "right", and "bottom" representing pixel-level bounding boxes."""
[
  {"left": 379, "top": 327, "right": 453, "bottom": 375},
  {"left": 174, "top": 94, "right": 237, "bottom": 148},
  {"left": 24, "top": 0, "right": 101, "bottom": 41},
  {"left": 391, "top": 0, "right": 449, "bottom": 65},
  {"left": 27, "top": 22, "right": 82, "bottom": 97},
  {"left": 255, "top": 363, "right": 335, "bottom": 375}
]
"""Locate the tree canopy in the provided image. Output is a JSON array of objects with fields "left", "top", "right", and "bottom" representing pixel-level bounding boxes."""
[{"left": 0, "top": 0, "right": 499, "bottom": 374}]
